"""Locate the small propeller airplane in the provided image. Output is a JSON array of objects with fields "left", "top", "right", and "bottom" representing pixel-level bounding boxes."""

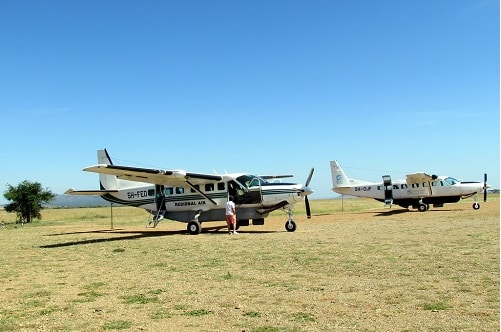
[
  {"left": 330, "top": 160, "right": 489, "bottom": 212},
  {"left": 65, "top": 149, "right": 314, "bottom": 234}
]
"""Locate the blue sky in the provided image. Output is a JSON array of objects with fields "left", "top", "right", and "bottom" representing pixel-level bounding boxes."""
[{"left": 0, "top": 0, "right": 499, "bottom": 205}]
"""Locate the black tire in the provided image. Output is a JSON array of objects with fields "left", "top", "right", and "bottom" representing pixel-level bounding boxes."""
[
  {"left": 472, "top": 202, "right": 480, "bottom": 210},
  {"left": 285, "top": 220, "right": 297, "bottom": 232},
  {"left": 187, "top": 221, "right": 202, "bottom": 235},
  {"left": 418, "top": 203, "right": 427, "bottom": 212}
]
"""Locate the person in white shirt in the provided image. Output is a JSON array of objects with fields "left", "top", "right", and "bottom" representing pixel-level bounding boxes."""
[{"left": 225, "top": 196, "right": 237, "bottom": 234}]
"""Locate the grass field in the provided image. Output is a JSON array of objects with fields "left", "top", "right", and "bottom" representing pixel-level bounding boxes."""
[{"left": 0, "top": 196, "right": 499, "bottom": 331}]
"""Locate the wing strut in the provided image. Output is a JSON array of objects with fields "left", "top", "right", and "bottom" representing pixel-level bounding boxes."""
[{"left": 186, "top": 180, "right": 218, "bottom": 205}]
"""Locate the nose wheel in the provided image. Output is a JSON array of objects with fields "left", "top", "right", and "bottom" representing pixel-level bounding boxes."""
[
  {"left": 285, "top": 219, "right": 297, "bottom": 232},
  {"left": 285, "top": 206, "right": 297, "bottom": 232}
]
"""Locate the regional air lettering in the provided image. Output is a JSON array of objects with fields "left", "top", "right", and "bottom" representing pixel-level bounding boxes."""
[
  {"left": 355, "top": 186, "right": 372, "bottom": 192},
  {"left": 175, "top": 201, "right": 207, "bottom": 207}
]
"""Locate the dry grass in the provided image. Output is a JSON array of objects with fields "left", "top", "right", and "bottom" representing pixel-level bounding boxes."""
[{"left": 0, "top": 196, "right": 499, "bottom": 331}]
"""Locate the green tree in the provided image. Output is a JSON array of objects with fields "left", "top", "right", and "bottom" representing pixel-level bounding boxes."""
[{"left": 3, "top": 180, "right": 55, "bottom": 224}]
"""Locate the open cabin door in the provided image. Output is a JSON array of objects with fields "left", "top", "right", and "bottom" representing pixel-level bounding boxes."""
[
  {"left": 155, "top": 184, "right": 166, "bottom": 213},
  {"left": 146, "top": 184, "right": 166, "bottom": 228},
  {"left": 229, "top": 176, "right": 263, "bottom": 204},
  {"left": 382, "top": 175, "right": 393, "bottom": 207}
]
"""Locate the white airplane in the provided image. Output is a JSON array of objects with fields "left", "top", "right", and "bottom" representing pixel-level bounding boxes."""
[
  {"left": 66, "top": 149, "right": 314, "bottom": 234},
  {"left": 330, "top": 160, "right": 488, "bottom": 212}
]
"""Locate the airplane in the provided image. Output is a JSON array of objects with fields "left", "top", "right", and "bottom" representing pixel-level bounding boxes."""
[
  {"left": 330, "top": 160, "right": 489, "bottom": 212},
  {"left": 65, "top": 149, "right": 314, "bottom": 234}
]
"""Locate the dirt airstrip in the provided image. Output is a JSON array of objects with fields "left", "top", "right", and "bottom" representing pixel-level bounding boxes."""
[{"left": 0, "top": 198, "right": 499, "bottom": 331}]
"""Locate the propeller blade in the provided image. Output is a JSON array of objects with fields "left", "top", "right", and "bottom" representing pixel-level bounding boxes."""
[
  {"left": 305, "top": 167, "right": 314, "bottom": 187},
  {"left": 484, "top": 173, "right": 488, "bottom": 202},
  {"left": 305, "top": 195, "right": 311, "bottom": 219}
]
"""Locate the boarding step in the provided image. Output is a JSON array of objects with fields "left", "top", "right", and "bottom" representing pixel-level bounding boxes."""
[{"left": 146, "top": 214, "right": 164, "bottom": 228}]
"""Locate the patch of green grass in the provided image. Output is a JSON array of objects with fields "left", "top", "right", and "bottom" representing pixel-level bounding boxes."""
[
  {"left": 39, "top": 306, "right": 59, "bottom": 316},
  {"left": 102, "top": 320, "right": 132, "bottom": 330},
  {"left": 151, "top": 308, "right": 174, "bottom": 319},
  {"left": 184, "top": 308, "right": 211, "bottom": 317},
  {"left": 173, "top": 304, "right": 190, "bottom": 311},
  {"left": 148, "top": 288, "right": 166, "bottom": 295},
  {"left": 23, "top": 300, "right": 46, "bottom": 308},
  {"left": 74, "top": 290, "right": 104, "bottom": 303},
  {"left": 83, "top": 281, "right": 106, "bottom": 290},
  {"left": 122, "top": 293, "right": 159, "bottom": 304},
  {"left": 293, "top": 312, "right": 315, "bottom": 322},
  {"left": 423, "top": 302, "right": 451, "bottom": 311},
  {"left": 244, "top": 311, "right": 261, "bottom": 318},
  {"left": 25, "top": 289, "right": 51, "bottom": 298}
]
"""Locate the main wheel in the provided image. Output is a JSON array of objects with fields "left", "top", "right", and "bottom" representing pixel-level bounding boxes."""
[
  {"left": 187, "top": 221, "right": 202, "bottom": 235},
  {"left": 472, "top": 202, "right": 480, "bottom": 210},
  {"left": 418, "top": 203, "right": 428, "bottom": 212},
  {"left": 285, "top": 220, "right": 297, "bottom": 232}
]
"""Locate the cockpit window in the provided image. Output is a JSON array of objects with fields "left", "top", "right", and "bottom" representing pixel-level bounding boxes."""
[
  {"left": 443, "top": 177, "right": 459, "bottom": 185},
  {"left": 236, "top": 174, "right": 268, "bottom": 188}
]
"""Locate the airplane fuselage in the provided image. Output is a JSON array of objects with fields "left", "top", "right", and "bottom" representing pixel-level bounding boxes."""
[
  {"left": 333, "top": 176, "right": 484, "bottom": 209},
  {"left": 100, "top": 175, "right": 308, "bottom": 222}
]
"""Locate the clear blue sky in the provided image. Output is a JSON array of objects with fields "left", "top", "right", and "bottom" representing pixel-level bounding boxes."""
[{"left": 1, "top": 0, "right": 499, "bottom": 205}]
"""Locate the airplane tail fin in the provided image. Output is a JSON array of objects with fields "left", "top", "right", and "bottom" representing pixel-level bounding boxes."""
[
  {"left": 97, "top": 149, "right": 119, "bottom": 190},
  {"left": 330, "top": 160, "right": 351, "bottom": 189}
]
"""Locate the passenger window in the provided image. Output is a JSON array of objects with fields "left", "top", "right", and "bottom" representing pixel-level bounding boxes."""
[
  {"left": 401, "top": 184, "right": 408, "bottom": 189},
  {"left": 175, "top": 187, "right": 184, "bottom": 195},
  {"left": 148, "top": 189, "right": 155, "bottom": 196},
  {"left": 217, "top": 183, "right": 225, "bottom": 191},
  {"left": 191, "top": 185, "right": 200, "bottom": 193},
  {"left": 205, "top": 183, "right": 214, "bottom": 192},
  {"left": 164, "top": 187, "right": 173, "bottom": 195},
  {"left": 393, "top": 185, "right": 399, "bottom": 190}
]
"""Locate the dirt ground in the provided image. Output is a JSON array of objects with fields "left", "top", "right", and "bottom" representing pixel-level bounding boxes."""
[{"left": 0, "top": 198, "right": 499, "bottom": 331}]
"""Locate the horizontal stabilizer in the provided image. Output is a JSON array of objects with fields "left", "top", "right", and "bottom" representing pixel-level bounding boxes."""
[{"left": 64, "top": 188, "right": 118, "bottom": 196}]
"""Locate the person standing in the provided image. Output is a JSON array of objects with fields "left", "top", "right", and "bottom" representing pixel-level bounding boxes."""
[{"left": 226, "top": 196, "right": 237, "bottom": 234}]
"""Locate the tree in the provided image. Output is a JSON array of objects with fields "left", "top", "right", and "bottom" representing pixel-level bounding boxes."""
[{"left": 3, "top": 180, "right": 56, "bottom": 224}]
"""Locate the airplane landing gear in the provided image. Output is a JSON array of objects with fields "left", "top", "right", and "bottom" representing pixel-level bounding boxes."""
[
  {"left": 417, "top": 200, "right": 429, "bottom": 212},
  {"left": 285, "top": 206, "right": 297, "bottom": 232},
  {"left": 472, "top": 194, "right": 481, "bottom": 210},
  {"left": 285, "top": 220, "right": 297, "bottom": 232},
  {"left": 187, "top": 210, "right": 202, "bottom": 235},
  {"left": 187, "top": 220, "right": 201, "bottom": 235}
]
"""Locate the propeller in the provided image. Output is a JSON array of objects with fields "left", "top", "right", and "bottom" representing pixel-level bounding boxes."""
[
  {"left": 483, "top": 173, "right": 488, "bottom": 202},
  {"left": 304, "top": 167, "right": 314, "bottom": 219}
]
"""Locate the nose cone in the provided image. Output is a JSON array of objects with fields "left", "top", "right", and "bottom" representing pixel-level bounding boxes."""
[{"left": 302, "top": 186, "right": 314, "bottom": 197}]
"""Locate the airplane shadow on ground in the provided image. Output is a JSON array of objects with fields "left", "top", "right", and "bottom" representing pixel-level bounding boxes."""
[
  {"left": 40, "top": 226, "right": 280, "bottom": 248},
  {"left": 373, "top": 209, "right": 455, "bottom": 217}
]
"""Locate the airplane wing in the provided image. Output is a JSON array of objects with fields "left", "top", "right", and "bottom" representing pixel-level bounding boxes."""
[
  {"left": 405, "top": 173, "right": 434, "bottom": 185},
  {"left": 406, "top": 173, "right": 436, "bottom": 196},
  {"left": 84, "top": 164, "right": 223, "bottom": 187},
  {"left": 65, "top": 188, "right": 118, "bottom": 196}
]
